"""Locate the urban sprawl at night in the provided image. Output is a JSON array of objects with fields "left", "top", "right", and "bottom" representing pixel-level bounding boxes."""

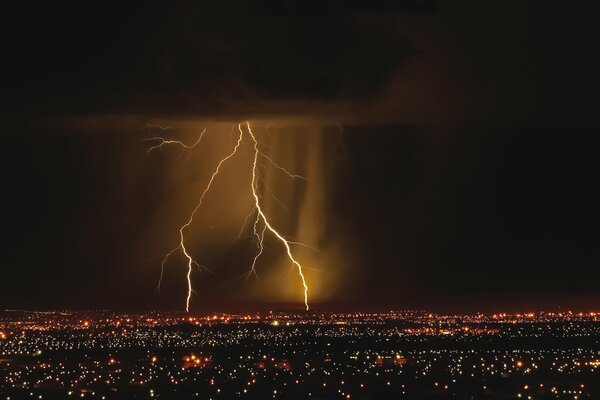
[{"left": 1, "top": 310, "right": 598, "bottom": 399}]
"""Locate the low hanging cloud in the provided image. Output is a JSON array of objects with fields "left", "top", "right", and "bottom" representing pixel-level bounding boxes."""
[{"left": 2, "top": 1, "right": 435, "bottom": 120}]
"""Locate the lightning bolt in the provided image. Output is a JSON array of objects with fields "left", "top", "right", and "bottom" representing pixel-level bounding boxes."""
[
  {"left": 258, "top": 152, "right": 308, "bottom": 180},
  {"left": 152, "top": 122, "right": 311, "bottom": 311},
  {"left": 245, "top": 122, "right": 310, "bottom": 310},
  {"left": 245, "top": 215, "right": 266, "bottom": 280},
  {"left": 181, "top": 131, "right": 245, "bottom": 311},
  {"left": 157, "top": 130, "right": 244, "bottom": 311},
  {"left": 238, "top": 206, "right": 258, "bottom": 239},
  {"left": 143, "top": 128, "right": 206, "bottom": 153}
]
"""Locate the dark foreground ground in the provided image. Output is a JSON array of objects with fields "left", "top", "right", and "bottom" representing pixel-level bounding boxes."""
[{"left": 0, "top": 310, "right": 599, "bottom": 399}]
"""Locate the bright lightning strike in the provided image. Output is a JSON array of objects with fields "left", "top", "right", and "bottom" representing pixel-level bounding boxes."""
[
  {"left": 245, "top": 214, "right": 266, "bottom": 280},
  {"left": 143, "top": 128, "right": 206, "bottom": 153},
  {"left": 245, "top": 122, "right": 310, "bottom": 310},
  {"left": 152, "top": 122, "right": 312, "bottom": 312},
  {"left": 158, "top": 130, "right": 244, "bottom": 312}
]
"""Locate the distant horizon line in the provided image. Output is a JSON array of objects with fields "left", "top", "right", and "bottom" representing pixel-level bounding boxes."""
[{"left": 3, "top": 307, "right": 600, "bottom": 316}]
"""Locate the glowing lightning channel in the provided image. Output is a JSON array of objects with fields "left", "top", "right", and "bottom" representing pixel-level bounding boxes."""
[
  {"left": 238, "top": 206, "right": 257, "bottom": 239},
  {"left": 257, "top": 174, "right": 290, "bottom": 213},
  {"left": 258, "top": 151, "right": 308, "bottom": 180},
  {"left": 245, "top": 216, "right": 267, "bottom": 280},
  {"left": 151, "top": 127, "right": 207, "bottom": 296},
  {"left": 154, "top": 123, "right": 311, "bottom": 311},
  {"left": 245, "top": 122, "right": 310, "bottom": 310},
  {"left": 160, "top": 129, "right": 244, "bottom": 312},
  {"left": 156, "top": 246, "right": 179, "bottom": 296},
  {"left": 143, "top": 128, "right": 207, "bottom": 153}
]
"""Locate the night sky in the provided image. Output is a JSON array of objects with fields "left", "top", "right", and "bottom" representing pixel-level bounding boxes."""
[{"left": 1, "top": 1, "right": 599, "bottom": 312}]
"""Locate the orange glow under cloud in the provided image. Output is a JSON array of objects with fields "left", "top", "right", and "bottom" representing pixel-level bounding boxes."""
[{"left": 148, "top": 119, "right": 351, "bottom": 310}]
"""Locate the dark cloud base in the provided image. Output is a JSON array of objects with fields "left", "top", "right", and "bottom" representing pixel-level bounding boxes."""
[{"left": 1, "top": 1, "right": 434, "bottom": 117}]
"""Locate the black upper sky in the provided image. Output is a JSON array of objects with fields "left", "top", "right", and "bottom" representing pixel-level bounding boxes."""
[{"left": 1, "top": 1, "right": 599, "bottom": 311}]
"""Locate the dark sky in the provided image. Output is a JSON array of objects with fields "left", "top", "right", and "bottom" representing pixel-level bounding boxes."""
[{"left": 1, "top": 1, "right": 599, "bottom": 312}]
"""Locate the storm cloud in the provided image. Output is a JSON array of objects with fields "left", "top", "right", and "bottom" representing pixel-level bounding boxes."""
[{"left": 2, "top": 1, "right": 435, "bottom": 119}]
